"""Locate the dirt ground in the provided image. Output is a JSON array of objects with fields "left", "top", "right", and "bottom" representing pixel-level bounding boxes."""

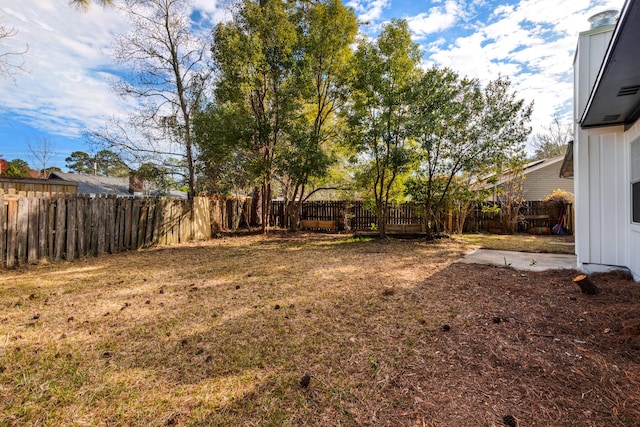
[{"left": 0, "top": 233, "right": 638, "bottom": 426}]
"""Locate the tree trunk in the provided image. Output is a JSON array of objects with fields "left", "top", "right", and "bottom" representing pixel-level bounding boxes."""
[
  {"left": 251, "top": 187, "right": 262, "bottom": 228},
  {"left": 377, "top": 202, "right": 385, "bottom": 238},
  {"left": 288, "top": 200, "right": 301, "bottom": 232},
  {"left": 261, "top": 180, "right": 271, "bottom": 234},
  {"left": 572, "top": 274, "right": 601, "bottom": 295}
]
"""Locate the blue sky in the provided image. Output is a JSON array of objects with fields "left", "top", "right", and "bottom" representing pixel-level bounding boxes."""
[{"left": 0, "top": 0, "right": 622, "bottom": 170}]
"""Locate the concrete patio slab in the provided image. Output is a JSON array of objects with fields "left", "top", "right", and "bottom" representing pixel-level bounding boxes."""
[{"left": 458, "top": 249, "right": 577, "bottom": 272}]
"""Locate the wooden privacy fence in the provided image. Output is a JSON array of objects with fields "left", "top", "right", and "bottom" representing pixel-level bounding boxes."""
[
  {"left": 0, "top": 191, "right": 211, "bottom": 269},
  {"left": 270, "top": 199, "right": 573, "bottom": 234},
  {"left": 464, "top": 201, "right": 573, "bottom": 234},
  {"left": 270, "top": 200, "right": 424, "bottom": 231}
]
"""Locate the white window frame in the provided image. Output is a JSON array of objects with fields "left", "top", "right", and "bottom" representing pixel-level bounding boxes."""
[{"left": 632, "top": 139, "right": 640, "bottom": 224}]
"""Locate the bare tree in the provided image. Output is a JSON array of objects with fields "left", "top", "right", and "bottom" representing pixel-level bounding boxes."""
[
  {"left": 92, "top": 0, "right": 211, "bottom": 199},
  {"left": 27, "top": 136, "right": 56, "bottom": 178},
  {"left": 531, "top": 115, "right": 573, "bottom": 160},
  {"left": 0, "top": 21, "right": 27, "bottom": 81}
]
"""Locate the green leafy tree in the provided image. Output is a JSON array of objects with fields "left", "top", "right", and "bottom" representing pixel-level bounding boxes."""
[
  {"left": 135, "top": 162, "right": 173, "bottom": 196},
  {"left": 345, "top": 19, "right": 420, "bottom": 237},
  {"left": 95, "top": 150, "right": 129, "bottom": 177},
  {"left": 65, "top": 151, "right": 94, "bottom": 174},
  {"left": 5, "top": 158, "right": 31, "bottom": 177},
  {"left": 65, "top": 150, "right": 129, "bottom": 176},
  {"left": 206, "top": 0, "right": 300, "bottom": 232},
  {"left": 406, "top": 68, "right": 532, "bottom": 236},
  {"left": 277, "top": 0, "right": 357, "bottom": 230},
  {"left": 495, "top": 154, "right": 527, "bottom": 234},
  {"left": 195, "top": 101, "right": 255, "bottom": 195}
]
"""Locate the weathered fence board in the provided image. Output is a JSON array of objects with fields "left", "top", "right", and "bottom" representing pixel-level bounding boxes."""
[
  {"left": 27, "top": 196, "right": 38, "bottom": 264},
  {"left": 6, "top": 198, "right": 17, "bottom": 268},
  {"left": 66, "top": 197, "right": 77, "bottom": 261},
  {"left": 54, "top": 197, "right": 66, "bottom": 262},
  {"left": 38, "top": 198, "right": 48, "bottom": 262},
  {"left": 17, "top": 196, "right": 28, "bottom": 265}
]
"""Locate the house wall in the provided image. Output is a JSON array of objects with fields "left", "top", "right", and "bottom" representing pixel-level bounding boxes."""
[
  {"left": 522, "top": 161, "right": 573, "bottom": 201},
  {"left": 575, "top": 127, "right": 628, "bottom": 268},
  {"left": 574, "top": 23, "right": 640, "bottom": 280},
  {"left": 623, "top": 120, "right": 640, "bottom": 280},
  {"left": 574, "top": 25, "right": 614, "bottom": 122}
]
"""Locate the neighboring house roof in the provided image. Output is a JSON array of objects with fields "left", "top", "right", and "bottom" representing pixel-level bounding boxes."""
[
  {"left": 49, "top": 172, "right": 187, "bottom": 199},
  {"left": 50, "top": 172, "right": 131, "bottom": 196},
  {"left": 482, "top": 155, "right": 573, "bottom": 201},
  {"left": 488, "top": 155, "right": 566, "bottom": 187},
  {"left": 581, "top": 0, "right": 640, "bottom": 128}
]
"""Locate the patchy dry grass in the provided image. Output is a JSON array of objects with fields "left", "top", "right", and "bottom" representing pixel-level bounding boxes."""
[
  {"left": 457, "top": 232, "right": 575, "bottom": 254},
  {"left": 1, "top": 233, "right": 638, "bottom": 426}
]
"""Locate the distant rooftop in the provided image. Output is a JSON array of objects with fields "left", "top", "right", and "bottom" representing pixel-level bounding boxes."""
[{"left": 50, "top": 172, "right": 187, "bottom": 199}]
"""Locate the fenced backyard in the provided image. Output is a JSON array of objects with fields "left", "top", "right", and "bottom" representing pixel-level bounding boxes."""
[{"left": 0, "top": 189, "right": 573, "bottom": 269}]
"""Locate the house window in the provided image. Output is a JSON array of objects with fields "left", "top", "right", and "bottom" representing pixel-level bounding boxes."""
[{"left": 633, "top": 140, "right": 640, "bottom": 223}]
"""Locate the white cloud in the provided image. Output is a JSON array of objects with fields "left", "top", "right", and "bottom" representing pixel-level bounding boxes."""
[
  {"left": 0, "top": 0, "right": 133, "bottom": 138},
  {"left": 407, "top": 0, "right": 463, "bottom": 38},
  {"left": 424, "top": 0, "right": 623, "bottom": 149},
  {"left": 0, "top": 0, "right": 228, "bottom": 144},
  {"left": 346, "top": 0, "right": 391, "bottom": 23}
]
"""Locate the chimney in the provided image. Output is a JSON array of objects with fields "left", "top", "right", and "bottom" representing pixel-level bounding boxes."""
[
  {"left": 587, "top": 10, "right": 618, "bottom": 29},
  {"left": 129, "top": 172, "right": 143, "bottom": 194}
]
